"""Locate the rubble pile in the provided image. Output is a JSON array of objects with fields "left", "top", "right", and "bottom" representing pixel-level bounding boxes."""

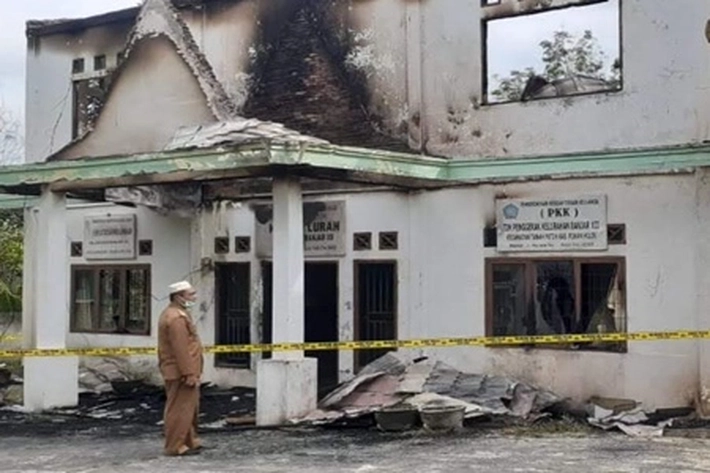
[
  {"left": 0, "top": 359, "right": 256, "bottom": 435},
  {"left": 0, "top": 353, "right": 705, "bottom": 437},
  {"left": 295, "top": 353, "right": 562, "bottom": 428},
  {"left": 294, "top": 352, "right": 700, "bottom": 437}
]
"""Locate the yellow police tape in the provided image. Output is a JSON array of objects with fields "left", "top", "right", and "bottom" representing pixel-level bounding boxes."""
[
  {"left": 0, "top": 334, "right": 21, "bottom": 342},
  {"left": 1, "top": 330, "right": 709, "bottom": 359}
]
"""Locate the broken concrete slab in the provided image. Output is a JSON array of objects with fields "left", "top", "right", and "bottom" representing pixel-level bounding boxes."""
[{"left": 3, "top": 385, "right": 22, "bottom": 405}]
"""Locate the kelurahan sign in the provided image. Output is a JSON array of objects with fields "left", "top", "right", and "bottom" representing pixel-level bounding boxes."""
[
  {"left": 84, "top": 214, "right": 137, "bottom": 260},
  {"left": 496, "top": 195, "right": 607, "bottom": 252},
  {"left": 255, "top": 201, "right": 346, "bottom": 258}
]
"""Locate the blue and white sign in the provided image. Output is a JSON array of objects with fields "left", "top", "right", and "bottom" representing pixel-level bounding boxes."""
[{"left": 496, "top": 195, "right": 607, "bottom": 252}]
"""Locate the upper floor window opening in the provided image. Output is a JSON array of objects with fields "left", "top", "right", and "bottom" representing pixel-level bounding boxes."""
[{"left": 483, "top": 0, "right": 622, "bottom": 104}]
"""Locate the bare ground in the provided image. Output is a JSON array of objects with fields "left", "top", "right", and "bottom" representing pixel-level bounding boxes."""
[{"left": 2, "top": 426, "right": 710, "bottom": 472}]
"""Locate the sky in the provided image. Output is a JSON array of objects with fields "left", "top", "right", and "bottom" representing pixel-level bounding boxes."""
[
  {"left": 487, "top": 0, "right": 620, "bottom": 96},
  {"left": 0, "top": 0, "right": 619, "bottom": 120}
]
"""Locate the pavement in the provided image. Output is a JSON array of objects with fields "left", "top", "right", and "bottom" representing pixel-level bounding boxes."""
[{"left": 2, "top": 428, "right": 710, "bottom": 472}]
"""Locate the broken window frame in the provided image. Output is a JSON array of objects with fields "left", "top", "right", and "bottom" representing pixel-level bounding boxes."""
[
  {"left": 481, "top": 0, "right": 610, "bottom": 21},
  {"left": 481, "top": 0, "right": 623, "bottom": 105},
  {"left": 485, "top": 257, "right": 626, "bottom": 352},
  {"left": 70, "top": 265, "right": 152, "bottom": 336},
  {"left": 71, "top": 71, "right": 113, "bottom": 139}
]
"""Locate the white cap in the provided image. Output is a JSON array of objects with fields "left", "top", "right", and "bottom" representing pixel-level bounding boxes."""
[{"left": 168, "top": 281, "right": 193, "bottom": 295}]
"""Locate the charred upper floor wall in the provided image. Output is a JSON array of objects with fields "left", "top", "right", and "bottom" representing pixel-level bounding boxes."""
[{"left": 24, "top": 0, "right": 710, "bottom": 163}]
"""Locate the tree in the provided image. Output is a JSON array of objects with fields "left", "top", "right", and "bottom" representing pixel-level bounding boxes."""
[
  {"left": 492, "top": 30, "right": 621, "bottom": 102},
  {"left": 0, "top": 211, "right": 22, "bottom": 314},
  {"left": 0, "top": 107, "right": 24, "bottom": 320},
  {"left": 0, "top": 106, "right": 23, "bottom": 165}
]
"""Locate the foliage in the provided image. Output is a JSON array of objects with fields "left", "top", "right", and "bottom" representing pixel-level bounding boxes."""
[
  {"left": 0, "top": 106, "right": 24, "bottom": 316},
  {"left": 492, "top": 30, "right": 621, "bottom": 102},
  {"left": 0, "top": 107, "right": 23, "bottom": 165},
  {"left": 0, "top": 210, "right": 22, "bottom": 313}
]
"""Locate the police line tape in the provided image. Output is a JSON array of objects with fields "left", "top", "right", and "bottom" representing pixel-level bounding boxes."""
[
  {"left": 0, "top": 334, "right": 21, "bottom": 342},
  {"left": 1, "top": 330, "right": 709, "bottom": 359}
]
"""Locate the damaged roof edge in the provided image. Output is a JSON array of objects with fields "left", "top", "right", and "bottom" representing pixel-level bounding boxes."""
[
  {"left": 25, "top": 0, "right": 223, "bottom": 38},
  {"left": 26, "top": 7, "right": 141, "bottom": 37},
  {"left": 1, "top": 143, "right": 710, "bottom": 196}
]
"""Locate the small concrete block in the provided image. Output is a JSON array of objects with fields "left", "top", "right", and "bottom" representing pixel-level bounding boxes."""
[
  {"left": 24, "top": 356, "right": 79, "bottom": 411},
  {"left": 256, "top": 358, "right": 317, "bottom": 426}
]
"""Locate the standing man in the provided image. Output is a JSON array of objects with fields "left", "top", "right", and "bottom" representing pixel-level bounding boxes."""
[{"left": 158, "top": 281, "right": 204, "bottom": 456}]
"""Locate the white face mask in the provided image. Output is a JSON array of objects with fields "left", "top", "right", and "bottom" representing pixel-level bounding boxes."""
[{"left": 182, "top": 300, "right": 196, "bottom": 309}]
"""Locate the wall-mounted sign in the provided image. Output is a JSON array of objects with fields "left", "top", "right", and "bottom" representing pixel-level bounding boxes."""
[
  {"left": 84, "top": 214, "right": 137, "bottom": 260},
  {"left": 255, "top": 201, "right": 346, "bottom": 258},
  {"left": 496, "top": 195, "right": 607, "bottom": 252}
]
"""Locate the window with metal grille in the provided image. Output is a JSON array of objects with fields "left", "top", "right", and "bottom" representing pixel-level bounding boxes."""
[
  {"left": 607, "top": 224, "right": 626, "bottom": 245},
  {"left": 70, "top": 265, "right": 151, "bottom": 335},
  {"left": 354, "top": 232, "right": 372, "bottom": 251},
  {"left": 139, "top": 240, "right": 153, "bottom": 256},
  {"left": 94, "top": 55, "right": 106, "bottom": 71},
  {"left": 214, "top": 237, "right": 230, "bottom": 254},
  {"left": 70, "top": 242, "right": 83, "bottom": 257},
  {"left": 72, "top": 58, "right": 85, "bottom": 74},
  {"left": 215, "top": 263, "right": 251, "bottom": 368},
  {"left": 486, "top": 257, "right": 626, "bottom": 352},
  {"left": 483, "top": 227, "right": 497, "bottom": 248},
  {"left": 235, "top": 236, "right": 251, "bottom": 253},
  {"left": 355, "top": 261, "right": 397, "bottom": 370},
  {"left": 378, "top": 232, "right": 399, "bottom": 251}
]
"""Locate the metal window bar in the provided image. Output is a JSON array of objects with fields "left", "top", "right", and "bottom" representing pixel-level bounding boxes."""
[
  {"left": 356, "top": 262, "right": 397, "bottom": 369},
  {"left": 216, "top": 264, "right": 251, "bottom": 367}
]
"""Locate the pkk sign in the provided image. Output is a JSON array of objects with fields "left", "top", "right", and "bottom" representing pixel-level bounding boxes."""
[
  {"left": 255, "top": 201, "right": 345, "bottom": 257},
  {"left": 496, "top": 195, "right": 607, "bottom": 252},
  {"left": 84, "top": 214, "right": 137, "bottom": 260}
]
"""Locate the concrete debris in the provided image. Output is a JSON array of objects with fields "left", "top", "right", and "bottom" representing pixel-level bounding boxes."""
[
  {"left": 78, "top": 357, "right": 163, "bottom": 394},
  {"left": 295, "top": 353, "right": 562, "bottom": 426},
  {"left": 3, "top": 385, "right": 23, "bottom": 405},
  {"left": 0, "top": 368, "right": 12, "bottom": 387},
  {"left": 586, "top": 396, "right": 693, "bottom": 437}
]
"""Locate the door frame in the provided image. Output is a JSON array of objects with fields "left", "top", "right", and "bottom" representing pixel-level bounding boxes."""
[
  {"left": 353, "top": 259, "right": 399, "bottom": 372},
  {"left": 214, "top": 262, "right": 251, "bottom": 369}
]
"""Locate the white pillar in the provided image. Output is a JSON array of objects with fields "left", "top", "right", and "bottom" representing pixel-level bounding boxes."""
[
  {"left": 23, "top": 189, "right": 78, "bottom": 411},
  {"left": 272, "top": 177, "right": 305, "bottom": 359},
  {"left": 256, "top": 177, "right": 317, "bottom": 426}
]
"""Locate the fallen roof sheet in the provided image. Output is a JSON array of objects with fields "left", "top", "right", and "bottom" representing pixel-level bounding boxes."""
[
  {"left": 166, "top": 119, "right": 328, "bottom": 151},
  {"left": 295, "top": 352, "right": 562, "bottom": 426}
]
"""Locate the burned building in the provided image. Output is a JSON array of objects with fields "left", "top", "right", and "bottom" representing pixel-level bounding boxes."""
[{"left": 2, "top": 0, "right": 710, "bottom": 422}]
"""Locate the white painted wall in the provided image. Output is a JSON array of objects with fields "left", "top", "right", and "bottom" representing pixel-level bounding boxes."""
[
  {"left": 408, "top": 176, "right": 701, "bottom": 408},
  {"left": 179, "top": 174, "right": 704, "bottom": 408},
  {"left": 44, "top": 172, "right": 708, "bottom": 407},
  {"left": 59, "top": 36, "right": 215, "bottom": 160},
  {"left": 26, "top": 0, "right": 710, "bottom": 162},
  {"left": 25, "top": 22, "right": 131, "bottom": 163},
  {"left": 64, "top": 202, "right": 191, "bottom": 352}
]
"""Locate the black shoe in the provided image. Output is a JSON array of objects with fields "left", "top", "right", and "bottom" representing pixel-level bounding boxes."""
[
  {"left": 179, "top": 449, "right": 202, "bottom": 456},
  {"left": 193, "top": 445, "right": 215, "bottom": 451}
]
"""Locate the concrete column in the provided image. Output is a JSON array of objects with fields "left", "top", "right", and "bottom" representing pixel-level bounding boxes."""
[
  {"left": 256, "top": 177, "right": 316, "bottom": 426},
  {"left": 271, "top": 177, "right": 305, "bottom": 359},
  {"left": 23, "top": 189, "right": 78, "bottom": 411}
]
